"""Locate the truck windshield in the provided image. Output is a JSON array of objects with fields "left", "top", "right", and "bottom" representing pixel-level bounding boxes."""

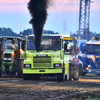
[
  {"left": 27, "top": 39, "right": 61, "bottom": 50},
  {"left": 64, "top": 40, "right": 75, "bottom": 54},
  {"left": 87, "top": 44, "right": 100, "bottom": 54},
  {"left": 2, "top": 40, "right": 18, "bottom": 50}
]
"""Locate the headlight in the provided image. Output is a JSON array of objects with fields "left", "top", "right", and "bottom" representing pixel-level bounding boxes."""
[
  {"left": 54, "top": 64, "right": 62, "bottom": 67},
  {"left": 8, "top": 58, "right": 12, "bottom": 60},
  {"left": 4, "top": 58, "right": 7, "bottom": 60},
  {"left": 24, "top": 64, "right": 31, "bottom": 68},
  {"left": 4, "top": 58, "right": 12, "bottom": 60}
]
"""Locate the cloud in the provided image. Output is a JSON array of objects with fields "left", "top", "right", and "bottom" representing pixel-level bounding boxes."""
[
  {"left": 91, "top": 1, "right": 100, "bottom": 11},
  {"left": 48, "top": 0, "right": 100, "bottom": 12},
  {"left": 0, "top": 0, "right": 78, "bottom": 13},
  {"left": 0, "top": 0, "right": 100, "bottom": 13},
  {"left": 0, "top": 1, "right": 29, "bottom": 13},
  {"left": 48, "top": 0, "right": 78, "bottom": 12},
  {"left": 0, "top": 0, "right": 29, "bottom": 4}
]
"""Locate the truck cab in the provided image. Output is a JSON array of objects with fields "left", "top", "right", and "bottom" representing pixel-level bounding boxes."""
[{"left": 78, "top": 37, "right": 100, "bottom": 75}]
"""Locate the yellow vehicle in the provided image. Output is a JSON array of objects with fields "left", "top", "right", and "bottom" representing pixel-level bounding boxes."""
[{"left": 63, "top": 36, "right": 82, "bottom": 80}]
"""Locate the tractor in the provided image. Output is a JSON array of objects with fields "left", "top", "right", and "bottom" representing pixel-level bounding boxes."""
[{"left": 0, "top": 36, "right": 25, "bottom": 77}]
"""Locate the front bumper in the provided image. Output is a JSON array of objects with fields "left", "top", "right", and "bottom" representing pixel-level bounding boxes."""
[
  {"left": 86, "top": 69, "right": 100, "bottom": 75},
  {"left": 3, "top": 61, "right": 13, "bottom": 65},
  {"left": 23, "top": 68, "right": 63, "bottom": 74}
]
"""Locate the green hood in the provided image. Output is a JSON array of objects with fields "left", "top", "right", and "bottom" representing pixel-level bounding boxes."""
[{"left": 4, "top": 49, "right": 14, "bottom": 54}]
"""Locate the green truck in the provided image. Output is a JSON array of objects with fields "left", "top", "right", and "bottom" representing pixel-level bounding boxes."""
[
  {"left": 0, "top": 36, "right": 25, "bottom": 77},
  {"left": 23, "top": 35, "right": 81, "bottom": 81}
]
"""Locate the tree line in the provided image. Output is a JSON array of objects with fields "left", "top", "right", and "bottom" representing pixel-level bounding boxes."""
[
  {"left": 71, "top": 32, "right": 100, "bottom": 40},
  {"left": 0, "top": 28, "right": 59, "bottom": 39}
]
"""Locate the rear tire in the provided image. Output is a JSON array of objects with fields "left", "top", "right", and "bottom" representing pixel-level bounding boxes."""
[
  {"left": 17, "top": 60, "right": 23, "bottom": 78},
  {"left": 0, "top": 70, "right": 2, "bottom": 77},
  {"left": 79, "top": 64, "right": 83, "bottom": 76},
  {"left": 0, "top": 60, "right": 2, "bottom": 77}
]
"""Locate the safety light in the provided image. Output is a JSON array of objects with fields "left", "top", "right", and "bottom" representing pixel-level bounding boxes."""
[
  {"left": 86, "top": 67, "right": 89, "bottom": 70},
  {"left": 20, "top": 49, "right": 24, "bottom": 54},
  {"left": 20, "top": 34, "right": 23, "bottom": 37}
]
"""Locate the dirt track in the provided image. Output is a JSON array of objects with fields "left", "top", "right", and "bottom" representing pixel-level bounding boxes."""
[{"left": 0, "top": 74, "right": 100, "bottom": 100}]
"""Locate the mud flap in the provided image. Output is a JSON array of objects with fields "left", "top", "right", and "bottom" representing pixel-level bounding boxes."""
[{"left": 65, "top": 74, "right": 69, "bottom": 81}]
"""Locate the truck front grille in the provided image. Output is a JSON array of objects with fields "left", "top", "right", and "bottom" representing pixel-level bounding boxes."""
[
  {"left": 4, "top": 54, "right": 12, "bottom": 62},
  {"left": 33, "top": 56, "right": 51, "bottom": 67},
  {"left": 4, "top": 54, "right": 12, "bottom": 58}
]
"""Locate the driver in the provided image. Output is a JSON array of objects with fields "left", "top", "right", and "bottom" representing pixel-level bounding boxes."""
[
  {"left": 7, "top": 40, "right": 18, "bottom": 49},
  {"left": 51, "top": 39, "right": 57, "bottom": 48}
]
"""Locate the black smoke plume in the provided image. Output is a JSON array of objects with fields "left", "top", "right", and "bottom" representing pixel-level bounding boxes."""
[{"left": 28, "top": 0, "right": 49, "bottom": 52}]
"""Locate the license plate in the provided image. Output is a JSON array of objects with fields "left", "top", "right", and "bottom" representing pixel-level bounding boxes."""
[{"left": 39, "top": 70, "right": 45, "bottom": 72}]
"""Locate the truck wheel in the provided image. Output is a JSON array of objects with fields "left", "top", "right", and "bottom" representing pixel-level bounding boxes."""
[
  {"left": 0, "top": 70, "right": 2, "bottom": 77},
  {"left": 65, "top": 74, "right": 69, "bottom": 81},
  {"left": 79, "top": 64, "right": 83, "bottom": 76},
  {"left": 57, "top": 68, "right": 65, "bottom": 82},
  {"left": 0, "top": 60, "right": 2, "bottom": 77},
  {"left": 17, "top": 60, "right": 23, "bottom": 78},
  {"left": 23, "top": 74, "right": 29, "bottom": 80}
]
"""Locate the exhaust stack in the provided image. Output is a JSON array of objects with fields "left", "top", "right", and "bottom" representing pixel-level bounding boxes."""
[{"left": 28, "top": 0, "right": 49, "bottom": 52}]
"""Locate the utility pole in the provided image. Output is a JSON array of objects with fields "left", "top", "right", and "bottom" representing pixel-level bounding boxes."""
[{"left": 78, "top": 0, "right": 92, "bottom": 40}]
